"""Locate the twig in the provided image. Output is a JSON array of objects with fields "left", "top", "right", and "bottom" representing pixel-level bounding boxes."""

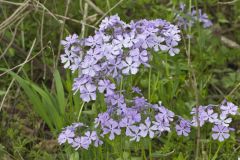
[
  {"left": 0, "top": 39, "right": 36, "bottom": 112},
  {"left": 226, "top": 82, "right": 240, "bottom": 97},
  {"left": 85, "top": 0, "right": 104, "bottom": 15},
  {"left": 0, "top": 0, "right": 97, "bottom": 29},
  {"left": 0, "top": 0, "right": 30, "bottom": 32},
  {"left": 55, "top": 0, "right": 71, "bottom": 68},
  {"left": 221, "top": 36, "right": 240, "bottom": 49},
  {"left": 95, "top": 0, "right": 124, "bottom": 25},
  {"left": 0, "top": 45, "right": 48, "bottom": 78},
  {"left": 0, "top": 19, "right": 23, "bottom": 59},
  {"left": 81, "top": 3, "right": 89, "bottom": 38},
  {"left": 218, "top": 0, "right": 239, "bottom": 5}
]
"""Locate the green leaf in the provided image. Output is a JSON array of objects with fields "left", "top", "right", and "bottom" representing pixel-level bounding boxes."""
[{"left": 53, "top": 70, "right": 66, "bottom": 115}]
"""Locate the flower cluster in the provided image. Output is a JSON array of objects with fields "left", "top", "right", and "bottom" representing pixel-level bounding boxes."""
[
  {"left": 60, "top": 15, "right": 181, "bottom": 102},
  {"left": 175, "top": 3, "right": 213, "bottom": 30},
  {"left": 58, "top": 89, "right": 238, "bottom": 149},
  {"left": 58, "top": 15, "right": 238, "bottom": 150},
  {"left": 58, "top": 122, "right": 103, "bottom": 149},
  {"left": 191, "top": 100, "right": 238, "bottom": 141}
]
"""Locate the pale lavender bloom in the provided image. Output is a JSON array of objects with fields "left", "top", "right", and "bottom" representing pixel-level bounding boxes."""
[
  {"left": 121, "top": 57, "right": 140, "bottom": 75},
  {"left": 212, "top": 125, "right": 230, "bottom": 142},
  {"left": 94, "top": 112, "right": 110, "bottom": 128},
  {"left": 58, "top": 129, "right": 75, "bottom": 144},
  {"left": 110, "top": 93, "right": 125, "bottom": 107},
  {"left": 94, "top": 137, "right": 103, "bottom": 147},
  {"left": 133, "top": 97, "right": 148, "bottom": 111},
  {"left": 165, "top": 41, "right": 180, "bottom": 56},
  {"left": 61, "top": 34, "right": 79, "bottom": 49},
  {"left": 72, "top": 136, "right": 90, "bottom": 150},
  {"left": 116, "top": 103, "right": 128, "bottom": 115},
  {"left": 139, "top": 117, "right": 155, "bottom": 138},
  {"left": 85, "top": 131, "right": 97, "bottom": 142},
  {"left": 153, "top": 36, "right": 168, "bottom": 52},
  {"left": 105, "top": 58, "right": 122, "bottom": 78},
  {"left": 130, "top": 48, "right": 149, "bottom": 64},
  {"left": 191, "top": 115, "right": 206, "bottom": 127},
  {"left": 85, "top": 34, "right": 103, "bottom": 47},
  {"left": 122, "top": 32, "right": 135, "bottom": 48},
  {"left": 152, "top": 113, "right": 171, "bottom": 132},
  {"left": 86, "top": 47, "right": 103, "bottom": 61},
  {"left": 132, "top": 86, "right": 142, "bottom": 94},
  {"left": 98, "top": 79, "right": 116, "bottom": 95},
  {"left": 102, "top": 119, "right": 121, "bottom": 140},
  {"left": 175, "top": 119, "right": 191, "bottom": 136},
  {"left": 101, "top": 43, "right": 122, "bottom": 60},
  {"left": 70, "top": 122, "right": 84, "bottom": 128},
  {"left": 196, "top": 9, "right": 213, "bottom": 28},
  {"left": 129, "top": 126, "right": 141, "bottom": 142},
  {"left": 176, "top": 4, "right": 212, "bottom": 30},
  {"left": 61, "top": 49, "right": 76, "bottom": 69},
  {"left": 191, "top": 106, "right": 208, "bottom": 127},
  {"left": 81, "top": 57, "right": 101, "bottom": 77},
  {"left": 80, "top": 83, "right": 96, "bottom": 102},
  {"left": 179, "top": 3, "right": 186, "bottom": 11},
  {"left": 72, "top": 75, "right": 92, "bottom": 94},
  {"left": 99, "top": 15, "right": 122, "bottom": 31},
  {"left": 156, "top": 105, "right": 175, "bottom": 123},
  {"left": 215, "top": 114, "right": 232, "bottom": 127},
  {"left": 204, "top": 108, "right": 218, "bottom": 123},
  {"left": 141, "top": 35, "right": 157, "bottom": 49},
  {"left": 125, "top": 110, "right": 141, "bottom": 123},
  {"left": 112, "top": 35, "right": 126, "bottom": 48},
  {"left": 119, "top": 117, "right": 135, "bottom": 136},
  {"left": 220, "top": 102, "right": 238, "bottom": 116},
  {"left": 70, "top": 57, "right": 82, "bottom": 72}
]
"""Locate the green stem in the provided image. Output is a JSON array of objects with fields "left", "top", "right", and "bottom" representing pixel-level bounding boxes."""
[
  {"left": 149, "top": 141, "right": 152, "bottom": 160},
  {"left": 148, "top": 67, "right": 152, "bottom": 102},
  {"left": 77, "top": 102, "right": 85, "bottom": 121}
]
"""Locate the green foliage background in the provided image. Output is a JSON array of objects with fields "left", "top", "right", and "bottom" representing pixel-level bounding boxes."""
[{"left": 0, "top": 0, "right": 239, "bottom": 159}]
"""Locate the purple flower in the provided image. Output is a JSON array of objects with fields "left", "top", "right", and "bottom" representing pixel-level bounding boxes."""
[
  {"left": 132, "top": 86, "right": 142, "bottom": 94},
  {"left": 212, "top": 125, "right": 230, "bottom": 142},
  {"left": 102, "top": 119, "right": 121, "bottom": 140},
  {"left": 60, "top": 50, "right": 75, "bottom": 69},
  {"left": 191, "top": 106, "right": 208, "bottom": 127},
  {"left": 220, "top": 102, "right": 238, "bottom": 116},
  {"left": 85, "top": 131, "right": 97, "bottom": 142},
  {"left": 139, "top": 117, "right": 155, "bottom": 138},
  {"left": 156, "top": 105, "right": 175, "bottom": 123},
  {"left": 129, "top": 126, "right": 141, "bottom": 142},
  {"left": 80, "top": 83, "right": 96, "bottom": 102},
  {"left": 94, "top": 112, "right": 110, "bottom": 128},
  {"left": 133, "top": 97, "right": 148, "bottom": 111},
  {"left": 175, "top": 119, "right": 191, "bottom": 136},
  {"left": 61, "top": 34, "right": 79, "bottom": 49},
  {"left": 72, "top": 136, "right": 90, "bottom": 149},
  {"left": 215, "top": 114, "right": 232, "bottom": 127},
  {"left": 85, "top": 34, "right": 103, "bottom": 47},
  {"left": 94, "top": 137, "right": 103, "bottom": 147},
  {"left": 121, "top": 57, "right": 140, "bottom": 75},
  {"left": 119, "top": 117, "right": 135, "bottom": 136},
  {"left": 130, "top": 48, "right": 149, "bottom": 64},
  {"left": 72, "top": 75, "right": 92, "bottom": 94},
  {"left": 98, "top": 79, "right": 116, "bottom": 95},
  {"left": 152, "top": 113, "right": 171, "bottom": 132},
  {"left": 58, "top": 129, "right": 75, "bottom": 144},
  {"left": 110, "top": 93, "right": 125, "bottom": 107},
  {"left": 204, "top": 108, "right": 218, "bottom": 123},
  {"left": 125, "top": 110, "right": 141, "bottom": 123},
  {"left": 122, "top": 32, "right": 135, "bottom": 48},
  {"left": 81, "top": 57, "right": 101, "bottom": 77}
]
